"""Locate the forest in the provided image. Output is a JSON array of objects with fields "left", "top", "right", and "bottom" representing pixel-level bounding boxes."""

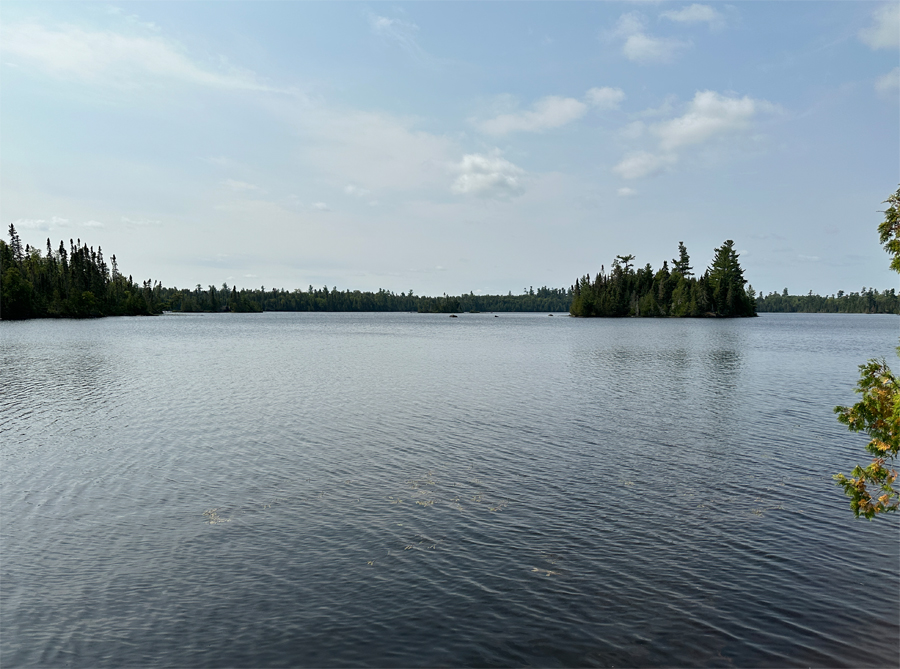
[
  {"left": 0, "top": 225, "right": 569, "bottom": 319},
  {"left": 755, "top": 288, "right": 898, "bottom": 314},
  {"left": 0, "top": 226, "right": 164, "bottom": 319},
  {"left": 2, "top": 225, "right": 897, "bottom": 319},
  {"left": 569, "top": 240, "right": 757, "bottom": 317},
  {"left": 158, "top": 283, "right": 570, "bottom": 314}
]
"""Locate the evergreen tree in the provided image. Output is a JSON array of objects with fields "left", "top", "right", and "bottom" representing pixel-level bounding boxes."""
[
  {"left": 707, "top": 240, "right": 754, "bottom": 317},
  {"left": 672, "top": 242, "right": 692, "bottom": 277},
  {"left": 570, "top": 241, "right": 756, "bottom": 318}
]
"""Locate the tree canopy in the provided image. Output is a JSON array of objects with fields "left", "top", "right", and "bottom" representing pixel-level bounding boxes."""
[
  {"left": 833, "top": 187, "right": 900, "bottom": 518},
  {"left": 0, "top": 225, "right": 163, "bottom": 319},
  {"left": 569, "top": 240, "right": 757, "bottom": 318}
]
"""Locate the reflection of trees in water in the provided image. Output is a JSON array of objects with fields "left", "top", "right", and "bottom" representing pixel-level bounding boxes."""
[{"left": 701, "top": 322, "right": 746, "bottom": 390}]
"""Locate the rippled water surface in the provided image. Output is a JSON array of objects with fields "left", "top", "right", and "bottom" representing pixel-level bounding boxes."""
[{"left": 2, "top": 312, "right": 898, "bottom": 667}]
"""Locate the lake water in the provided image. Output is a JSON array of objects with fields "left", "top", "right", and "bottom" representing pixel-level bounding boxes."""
[{"left": 2, "top": 312, "right": 898, "bottom": 667}]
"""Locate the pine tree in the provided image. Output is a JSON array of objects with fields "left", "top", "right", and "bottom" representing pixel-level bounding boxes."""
[
  {"left": 707, "top": 240, "right": 754, "bottom": 317},
  {"left": 672, "top": 242, "right": 693, "bottom": 277}
]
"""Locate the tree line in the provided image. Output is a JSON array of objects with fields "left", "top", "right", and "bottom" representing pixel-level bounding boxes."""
[
  {"left": 756, "top": 288, "right": 898, "bottom": 314},
  {"left": 570, "top": 240, "right": 757, "bottom": 317},
  {"left": 3, "top": 224, "right": 897, "bottom": 320},
  {"left": 156, "top": 283, "right": 571, "bottom": 314},
  {"left": 0, "top": 225, "right": 571, "bottom": 319},
  {"left": 0, "top": 225, "right": 163, "bottom": 319}
]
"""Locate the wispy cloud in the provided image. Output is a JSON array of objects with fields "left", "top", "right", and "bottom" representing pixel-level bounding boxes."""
[
  {"left": 612, "top": 12, "right": 691, "bottom": 64},
  {"left": 875, "top": 67, "right": 900, "bottom": 95},
  {"left": 859, "top": 3, "right": 900, "bottom": 50},
  {"left": 478, "top": 96, "right": 587, "bottom": 135},
  {"left": 586, "top": 87, "right": 626, "bottom": 110},
  {"left": 106, "top": 6, "right": 160, "bottom": 32},
  {"left": 660, "top": 4, "right": 725, "bottom": 32},
  {"left": 369, "top": 15, "right": 427, "bottom": 60},
  {"left": 0, "top": 23, "right": 289, "bottom": 92},
  {"left": 451, "top": 152, "right": 525, "bottom": 198},
  {"left": 614, "top": 151, "right": 677, "bottom": 180},
  {"left": 614, "top": 90, "right": 777, "bottom": 179},
  {"left": 121, "top": 216, "right": 161, "bottom": 227},
  {"left": 10, "top": 216, "right": 110, "bottom": 232},
  {"left": 477, "top": 87, "right": 623, "bottom": 135},
  {"left": 296, "top": 108, "right": 456, "bottom": 192},
  {"left": 223, "top": 179, "right": 262, "bottom": 192},
  {"left": 343, "top": 185, "right": 371, "bottom": 198}
]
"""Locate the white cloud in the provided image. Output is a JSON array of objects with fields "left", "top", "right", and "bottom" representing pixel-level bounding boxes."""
[
  {"left": 615, "top": 12, "right": 645, "bottom": 37},
  {"left": 660, "top": 4, "right": 725, "bottom": 31},
  {"left": 623, "top": 33, "right": 691, "bottom": 64},
  {"left": 875, "top": 67, "right": 900, "bottom": 94},
  {"left": 478, "top": 96, "right": 587, "bottom": 134},
  {"left": 613, "top": 151, "right": 677, "bottom": 179},
  {"left": 619, "top": 120, "right": 645, "bottom": 140},
  {"left": 613, "top": 12, "right": 691, "bottom": 64},
  {"left": 0, "top": 23, "right": 286, "bottom": 92},
  {"left": 9, "top": 216, "right": 72, "bottom": 232},
  {"left": 859, "top": 3, "right": 900, "bottom": 50},
  {"left": 653, "top": 90, "right": 775, "bottom": 151},
  {"left": 344, "top": 185, "right": 371, "bottom": 198},
  {"left": 106, "top": 6, "right": 160, "bottom": 32},
  {"left": 11, "top": 218, "right": 48, "bottom": 231},
  {"left": 614, "top": 90, "right": 776, "bottom": 180},
  {"left": 82, "top": 220, "right": 104, "bottom": 228},
  {"left": 292, "top": 108, "right": 456, "bottom": 192},
  {"left": 617, "top": 187, "right": 638, "bottom": 197},
  {"left": 121, "top": 216, "right": 161, "bottom": 227},
  {"left": 369, "top": 15, "right": 426, "bottom": 60},
  {"left": 451, "top": 152, "right": 525, "bottom": 198},
  {"left": 586, "top": 86, "right": 626, "bottom": 110},
  {"left": 223, "top": 179, "right": 262, "bottom": 192},
  {"left": 312, "top": 202, "right": 330, "bottom": 211}
]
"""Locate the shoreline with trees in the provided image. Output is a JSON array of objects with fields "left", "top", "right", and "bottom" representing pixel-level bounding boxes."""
[
  {"left": 2, "top": 225, "right": 897, "bottom": 320},
  {"left": 755, "top": 288, "right": 898, "bottom": 314}
]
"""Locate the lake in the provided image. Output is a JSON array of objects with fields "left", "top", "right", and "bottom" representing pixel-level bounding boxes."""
[{"left": 1, "top": 312, "right": 898, "bottom": 667}]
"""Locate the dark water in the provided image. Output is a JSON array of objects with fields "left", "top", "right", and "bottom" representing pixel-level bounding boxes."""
[{"left": 2, "top": 312, "right": 898, "bottom": 668}]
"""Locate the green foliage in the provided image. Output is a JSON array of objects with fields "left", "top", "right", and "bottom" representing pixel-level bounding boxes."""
[
  {"left": 878, "top": 187, "right": 900, "bottom": 274},
  {"left": 834, "top": 187, "right": 900, "bottom": 519},
  {"left": 1, "top": 227, "right": 574, "bottom": 318},
  {"left": 672, "top": 241, "right": 693, "bottom": 277},
  {"left": 161, "top": 285, "right": 570, "bottom": 314},
  {"left": 756, "top": 288, "right": 899, "bottom": 314},
  {"left": 833, "top": 360, "right": 900, "bottom": 518},
  {"left": 0, "top": 226, "right": 163, "bottom": 319},
  {"left": 708, "top": 240, "right": 755, "bottom": 317},
  {"left": 569, "top": 240, "right": 756, "bottom": 318}
]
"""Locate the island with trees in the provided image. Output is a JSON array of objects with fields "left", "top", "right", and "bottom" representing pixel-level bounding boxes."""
[{"left": 569, "top": 240, "right": 757, "bottom": 318}]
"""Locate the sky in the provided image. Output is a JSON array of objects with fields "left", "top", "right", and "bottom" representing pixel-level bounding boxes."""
[{"left": 1, "top": 1, "right": 898, "bottom": 296}]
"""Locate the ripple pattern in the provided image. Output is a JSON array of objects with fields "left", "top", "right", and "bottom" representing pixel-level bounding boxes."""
[{"left": 1, "top": 312, "right": 898, "bottom": 667}]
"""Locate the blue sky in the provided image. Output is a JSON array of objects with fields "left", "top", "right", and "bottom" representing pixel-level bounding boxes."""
[{"left": 1, "top": 1, "right": 897, "bottom": 296}]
